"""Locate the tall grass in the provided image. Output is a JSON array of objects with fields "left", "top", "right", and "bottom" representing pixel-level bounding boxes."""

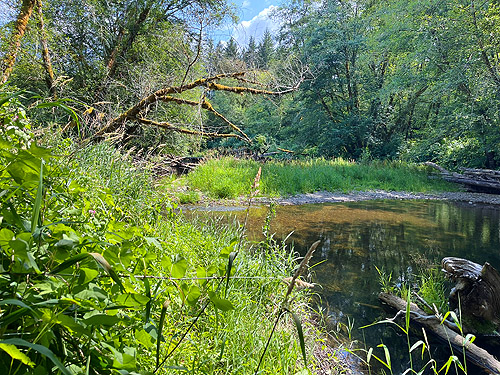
[
  {"left": 65, "top": 144, "right": 318, "bottom": 374},
  {"left": 185, "top": 157, "right": 458, "bottom": 199}
]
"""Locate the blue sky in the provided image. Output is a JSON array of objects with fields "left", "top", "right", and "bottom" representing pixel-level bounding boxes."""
[{"left": 213, "top": 0, "right": 280, "bottom": 47}]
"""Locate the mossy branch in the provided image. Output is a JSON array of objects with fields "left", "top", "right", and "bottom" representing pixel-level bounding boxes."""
[
  {"left": 158, "top": 95, "right": 251, "bottom": 142},
  {"left": 93, "top": 71, "right": 301, "bottom": 139},
  {"left": 1, "top": 0, "right": 37, "bottom": 85}
]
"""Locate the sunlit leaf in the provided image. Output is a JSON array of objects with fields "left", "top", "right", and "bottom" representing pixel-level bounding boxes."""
[
  {"left": 171, "top": 258, "right": 188, "bottom": 278},
  {"left": 0, "top": 339, "right": 71, "bottom": 375},
  {"left": 208, "top": 292, "right": 234, "bottom": 311},
  {"left": 0, "top": 343, "right": 35, "bottom": 367},
  {"left": 115, "top": 293, "right": 150, "bottom": 308}
]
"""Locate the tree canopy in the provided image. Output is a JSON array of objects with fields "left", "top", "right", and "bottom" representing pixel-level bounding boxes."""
[{"left": 1, "top": 0, "right": 500, "bottom": 167}]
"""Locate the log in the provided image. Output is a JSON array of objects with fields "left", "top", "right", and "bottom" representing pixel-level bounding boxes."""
[
  {"left": 442, "top": 257, "right": 500, "bottom": 327},
  {"left": 424, "top": 162, "right": 500, "bottom": 193},
  {"left": 379, "top": 292, "right": 500, "bottom": 375}
]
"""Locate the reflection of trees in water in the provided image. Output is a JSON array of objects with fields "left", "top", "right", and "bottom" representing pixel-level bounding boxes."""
[
  {"left": 268, "top": 201, "right": 500, "bottom": 333},
  {"left": 266, "top": 201, "right": 500, "bottom": 374},
  {"left": 192, "top": 200, "right": 500, "bottom": 371}
]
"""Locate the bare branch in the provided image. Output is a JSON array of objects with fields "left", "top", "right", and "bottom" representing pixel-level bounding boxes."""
[{"left": 135, "top": 117, "right": 245, "bottom": 140}]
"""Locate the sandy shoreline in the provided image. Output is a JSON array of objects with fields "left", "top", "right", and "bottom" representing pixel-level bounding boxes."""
[{"left": 188, "top": 190, "right": 500, "bottom": 209}]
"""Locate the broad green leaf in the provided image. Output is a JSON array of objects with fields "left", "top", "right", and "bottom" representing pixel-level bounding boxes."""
[
  {"left": 0, "top": 343, "right": 35, "bottom": 367},
  {"left": 161, "top": 256, "right": 172, "bottom": 271},
  {"left": 84, "top": 314, "right": 121, "bottom": 327},
  {"left": 171, "top": 258, "right": 188, "bottom": 278},
  {"left": 9, "top": 238, "right": 29, "bottom": 256},
  {"left": 186, "top": 285, "right": 201, "bottom": 306},
  {"left": 135, "top": 329, "right": 154, "bottom": 349},
  {"left": 196, "top": 266, "right": 207, "bottom": 286},
  {"left": 208, "top": 292, "right": 234, "bottom": 311},
  {"left": 115, "top": 293, "right": 150, "bottom": 308},
  {"left": 79, "top": 267, "right": 99, "bottom": 284},
  {"left": 0, "top": 228, "right": 14, "bottom": 254}
]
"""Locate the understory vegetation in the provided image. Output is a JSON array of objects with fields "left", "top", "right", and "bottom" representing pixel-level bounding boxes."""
[
  {"left": 0, "top": 95, "right": 328, "bottom": 374},
  {"left": 182, "top": 157, "right": 458, "bottom": 199}
]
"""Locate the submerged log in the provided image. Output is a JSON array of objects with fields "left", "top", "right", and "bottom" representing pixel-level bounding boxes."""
[
  {"left": 442, "top": 257, "right": 500, "bottom": 328},
  {"left": 379, "top": 292, "right": 500, "bottom": 375},
  {"left": 424, "top": 162, "right": 500, "bottom": 193}
]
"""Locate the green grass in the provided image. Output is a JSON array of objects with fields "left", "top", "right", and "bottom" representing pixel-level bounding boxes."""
[
  {"left": 184, "top": 157, "right": 459, "bottom": 199},
  {"left": 66, "top": 144, "right": 315, "bottom": 374}
]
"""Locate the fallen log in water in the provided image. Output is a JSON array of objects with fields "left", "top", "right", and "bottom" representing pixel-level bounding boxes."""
[
  {"left": 442, "top": 257, "right": 500, "bottom": 328},
  {"left": 424, "top": 162, "right": 500, "bottom": 194},
  {"left": 379, "top": 292, "right": 500, "bottom": 375}
]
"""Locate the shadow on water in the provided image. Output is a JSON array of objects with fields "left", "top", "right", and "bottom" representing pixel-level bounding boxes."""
[{"left": 187, "top": 200, "right": 500, "bottom": 374}]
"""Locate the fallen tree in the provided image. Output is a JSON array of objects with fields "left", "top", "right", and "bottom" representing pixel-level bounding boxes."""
[
  {"left": 379, "top": 292, "right": 500, "bottom": 374},
  {"left": 424, "top": 162, "right": 500, "bottom": 193},
  {"left": 92, "top": 71, "right": 303, "bottom": 142}
]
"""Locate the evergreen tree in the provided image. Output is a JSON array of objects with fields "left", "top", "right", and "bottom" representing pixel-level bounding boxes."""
[
  {"left": 225, "top": 37, "right": 239, "bottom": 60},
  {"left": 257, "top": 29, "right": 274, "bottom": 69},
  {"left": 244, "top": 36, "right": 258, "bottom": 68}
]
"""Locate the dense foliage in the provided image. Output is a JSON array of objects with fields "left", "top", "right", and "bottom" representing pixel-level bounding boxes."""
[
  {"left": 3, "top": 0, "right": 498, "bottom": 168},
  {"left": 0, "top": 94, "right": 313, "bottom": 374}
]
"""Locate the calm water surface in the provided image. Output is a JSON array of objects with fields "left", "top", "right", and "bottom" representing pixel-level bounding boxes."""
[{"left": 189, "top": 200, "right": 500, "bottom": 374}]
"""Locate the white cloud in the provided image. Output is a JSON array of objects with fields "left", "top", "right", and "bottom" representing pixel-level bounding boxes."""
[
  {"left": 232, "top": 5, "right": 280, "bottom": 47},
  {"left": 242, "top": 0, "right": 251, "bottom": 8}
]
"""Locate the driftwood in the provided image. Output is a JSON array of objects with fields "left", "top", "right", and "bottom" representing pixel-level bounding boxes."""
[
  {"left": 442, "top": 257, "right": 500, "bottom": 328},
  {"left": 168, "top": 156, "right": 203, "bottom": 174},
  {"left": 379, "top": 292, "right": 500, "bottom": 375},
  {"left": 424, "top": 162, "right": 500, "bottom": 193}
]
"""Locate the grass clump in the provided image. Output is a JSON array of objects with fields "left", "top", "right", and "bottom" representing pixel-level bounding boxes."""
[{"left": 185, "top": 157, "right": 458, "bottom": 199}]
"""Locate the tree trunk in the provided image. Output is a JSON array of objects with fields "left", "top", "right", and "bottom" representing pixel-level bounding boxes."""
[
  {"left": 36, "top": 0, "right": 56, "bottom": 98},
  {"left": 105, "top": 4, "right": 152, "bottom": 80},
  {"left": 1, "top": 0, "right": 37, "bottom": 85}
]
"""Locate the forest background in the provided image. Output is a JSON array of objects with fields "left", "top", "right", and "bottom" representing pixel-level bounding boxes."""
[{"left": 2, "top": 0, "right": 500, "bottom": 168}]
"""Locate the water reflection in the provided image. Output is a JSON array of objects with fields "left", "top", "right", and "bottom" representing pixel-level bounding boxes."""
[{"left": 188, "top": 200, "right": 500, "bottom": 374}]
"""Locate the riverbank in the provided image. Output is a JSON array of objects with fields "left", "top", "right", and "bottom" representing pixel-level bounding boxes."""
[
  {"left": 179, "top": 157, "right": 457, "bottom": 202},
  {"left": 182, "top": 190, "right": 500, "bottom": 209}
]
